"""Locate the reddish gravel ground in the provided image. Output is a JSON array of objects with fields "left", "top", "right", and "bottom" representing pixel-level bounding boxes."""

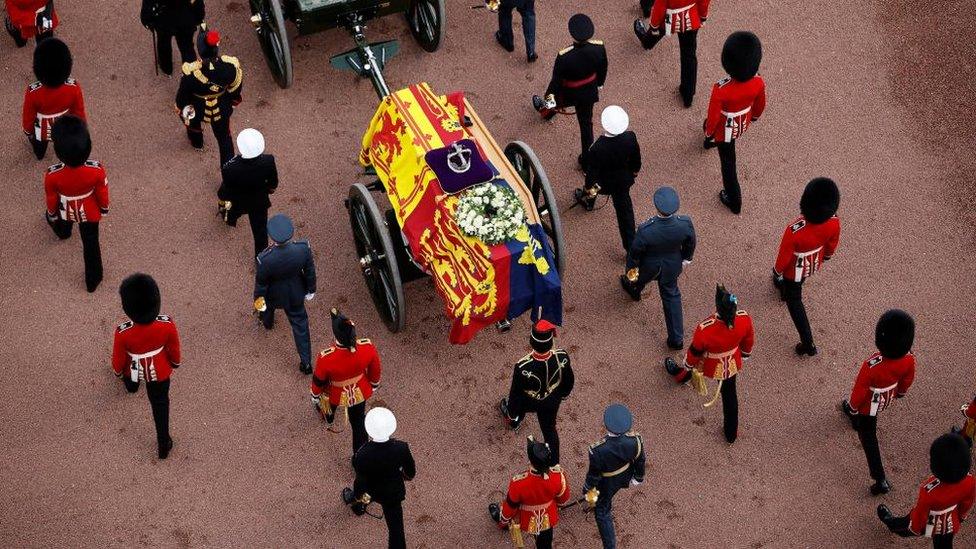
[{"left": 2, "top": 1, "right": 975, "bottom": 547}]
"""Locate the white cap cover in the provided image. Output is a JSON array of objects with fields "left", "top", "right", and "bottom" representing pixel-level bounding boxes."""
[
  {"left": 601, "top": 105, "right": 629, "bottom": 135},
  {"left": 365, "top": 407, "right": 397, "bottom": 442},
  {"left": 237, "top": 128, "right": 265, "bottom": 159}
]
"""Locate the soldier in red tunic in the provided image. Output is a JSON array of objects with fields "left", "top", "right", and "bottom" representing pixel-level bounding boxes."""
[
  {"left": 773, "top": 177, "right": 841, "bottom": 356},
  {"left": 703, "top": 31, "right": 765, "bottom": 214},
  {"left": 310, "top": 308, "right": 382, "bottom": 456},
  {"left": 112, "top": 274, "right": 182, "bottom": 460},
  {"left": 22, "top": 37, "right": 85, "bottom": 160},
  {"left": 633, "top": 0, "right": 711, "bottom": 107},
  {"left": 878, "top": 433, "right": 975, "bottom": 549},
  {"left": 5, "top": 0, "right": 57, "bottom": 47},
  {"left": 841, "top": 310, "right": 916, "bottom": 495},
  {"left": 489, "top": 438, "right": 571, "bottom": 549},
  {"left": 664, "top": 285, "right": 754, "bottom": 443},
  {"left": 44, "top": 115, "right": 107, "bottom": 292}
]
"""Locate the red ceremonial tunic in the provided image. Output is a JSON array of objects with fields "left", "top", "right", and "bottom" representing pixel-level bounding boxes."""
[
  {"left": 907, "top": 474, "right": 975, "bottom": 537},
  {"left": 112, "top": 316, "right": 182, "bottom": 383},
  {"left": 44, "top": 161, "right": 109, "bottom": 223},
  {"left": 704, "top": 76, "right": 766, "bottom": 143},
  {"left": 310, "top": 339, "right": 381, "bottom": 408},
  {"left": 685, "top": 311, "right": 755, "bottom": 380},
  {"left": 650, "top": 0, "right": 710, "bottom": 34},
  {"left": 774, "top": 215, "right": 841, "bottom": 282},
  {"left": 500, "top": 466, "right": 570, "bottom": 535},
  {"left": 847, "top": 352, "right": 915, "bottom": 416},
  {"left": 22, "top": 79, "right": 86, "bottom": 141},
  {"left": 5, "top": 0, "right": 58, "bottom": 38}
]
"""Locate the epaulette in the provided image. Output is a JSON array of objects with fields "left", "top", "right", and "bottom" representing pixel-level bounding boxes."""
[
  {"left": 294, "top": 239, "right": 311, "bottom": 249},
  {"left": 65, "top": 78, "right": 77, "bottom": 86},
  {"left": 867, "top": 355, "right": 883, "bottom": 368},
  {"left": 319, "top": 347, "right": 335, "bottom": 357},
  {"left": 790, "top": 219, "right": 807, "bottom": 233},
  {"left": 28, "top": 81, "right": 42, "bottom": 91},
  {"left": 256, "top": 247, "right": 274, "bottom": 263},
  {"left": 736, "top": 310, "right": 749, "bottom": 317},
  {"left": 676, "top": 214, "right": 691, "bottom": 223},
  {"left": 699, "top": 318, "right": 715, "bottom": 329},
  {"left": 182, "top": 61, "right": 202, "bottom": 76},
  {"left": 515, "top": 353, "right": 534, "bottom": 366},
  {"left": 156, "top": 315, "right": 172, "bottom": 322},
  {"left": 512, "top": 471, "right": 529, "bottom": 481},
  {"left": 924, "top": 478, "right": 941, "bottom": 492},
  {"left": 356, "top": 338, "right": 371, "bottom": 345},
  {"left": 84, "top": 160, "right": 102, "bottom": 168},
  {"left": 221, "top": 55, "right": 241, "bottom": 68},
  {"left": 630, "top": 432, "right": 643, "bottom": 459},
  {"left": 223, "top": 56, "right": 244, "bottom": 91},
  {"left": 587, "top": 39, "right": 604, "bottom": 46},
  {"left": 717, "top": 76, "right": 732, "bottom": 87},
  {"left": 550, "top": 464, "right": 563, "bottom": 472},
  {"left": 47, "top": 163, "right": 64, "bottom": 173},
  {"left": 558, "top": 45, "right": 573, "bottom": 55},
  {"left": 588, "top": 438, "right": 606, "bottom": 452},
  {"left": 117, "top": 320, "right": 134, "bottom": 332}
]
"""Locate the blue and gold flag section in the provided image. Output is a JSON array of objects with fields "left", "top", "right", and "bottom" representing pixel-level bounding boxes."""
[{"left": 360, "top": 83, "right": 562, "bottom": 343}]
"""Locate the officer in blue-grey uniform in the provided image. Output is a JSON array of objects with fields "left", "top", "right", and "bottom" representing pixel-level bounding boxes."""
[
  {"left": 494, "top": 0, "right": 537, "bottom": 62},
  {"left": 583, "top": 404, "right": 646, "bottom": 549},
  {"left": 254, "top": 214, "right": 316, "bottom": 374},
  {"left": 620, "top": 186, "right": 696, "bottom": 350}
]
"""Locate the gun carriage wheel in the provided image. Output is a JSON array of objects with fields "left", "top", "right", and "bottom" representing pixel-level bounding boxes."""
[
  {"left": 405, "top": 0, "right": 445, "bottom": 52},
  {"left": 250, "top": 0, "right": 294, "bottom": 88},
  {"left": 504, "top": 141, "right": 565, "bottom": 275}
]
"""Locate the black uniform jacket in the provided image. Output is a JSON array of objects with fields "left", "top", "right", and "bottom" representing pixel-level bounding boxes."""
[
  {"left": 545, "top": 40, "right": 608, "bottom": 107},
  {"left": 141, "top": 0, "right": 205, "bottom": 32},
  {"left": 254, "top": 240, "right": 316, "bottom": 309},
  {"left": 353, "top": 439, "right": 417, "bottom": 505},
  {"left": 585, "top": 131, "right": 641, "bottom": 195},
  {"left": 175, "top": 56, "right": 243, "bottom": 124},
  {"left": 584, "top": 433, "right": 646, "bottom": 492},
  {"left": 218, "top": 153, "right": 278, "bottom": 217},
  {"left": 625, "top": 215, "right": 696, "bottom": 284},
  {"left": 508, "top": 350, "right": 574, "bottom": 412}
]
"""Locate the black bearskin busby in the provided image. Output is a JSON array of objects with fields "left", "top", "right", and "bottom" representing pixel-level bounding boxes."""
[
  {"left": 331, "top": 308, "right": 357, "bottom": 351},
  {"left": 51, "top": 115, "right": 91, "bottom": 167},
  {"left": 120, "top": 273, "right": 161, "bottom": 325},
  {"left": 526, "top": 437, "right": 553, "bottom": 472},
  {"left": 800, "top": 177, "right": 840, "bottom": 224},
  {"left": 721, "top": 31, "right": 762, "bottom": 82},
  {"left": 530, "top": 320, "right": 556, "bottom": 354},
  {"left": 197, "top": 29, "right": 220, "bottom": 60},
  {"left": 715, "top": 285, "right": 738, "bottom": 329},
  {"left": 930, "top": 433, "right": 972, "bottom": 484},
  {"left": 33, "top": 37, "right": 72, "bottom": 88},
  {"left": 875, "top": 309, "right": 915, "bottom": 359}
]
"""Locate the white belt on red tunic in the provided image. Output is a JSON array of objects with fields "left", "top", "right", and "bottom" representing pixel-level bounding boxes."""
[
  {"left": 722, "top": 107, "right": 752, "bottom": 142},
  {"left": 925, "top": 505, "right": 958, "bottom": 537},
  {"left": 664, "top": 4, "right": 695, "bottom": 35},
  {"left": 35, "top": 109, "right": 68, "bottom": 140},
  {"left": 128, "top": 347, "right": 164, "bottom": 382},
  {"left": 868, "top": 382, "right": 898, "bottom": 416},
  {"left": 704, "top": 347, "right": 738, "bottom": 360},
  {"left": 792, "top": 246, "right": 824, "bottom": 280},
  {"left": 59, "top": 190, "right": 93, "bottom": 221}
]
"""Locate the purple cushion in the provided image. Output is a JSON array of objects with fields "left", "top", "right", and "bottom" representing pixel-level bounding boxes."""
[{"left": 426, "top": 139, "right": 495, "bottom": 194}]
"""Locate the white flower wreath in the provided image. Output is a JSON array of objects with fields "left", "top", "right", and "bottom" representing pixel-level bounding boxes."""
[{"left": 455, "top": 183, "right": 526, "bottom": 245}]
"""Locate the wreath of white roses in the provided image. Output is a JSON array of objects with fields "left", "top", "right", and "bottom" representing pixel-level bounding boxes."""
[{"left": 455, "top": 183, "right": 525, "bottom": 245}]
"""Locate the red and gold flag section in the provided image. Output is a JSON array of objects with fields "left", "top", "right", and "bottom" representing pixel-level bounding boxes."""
[{"left": 360, "top": 83, "right": 562, "bottom": 343}]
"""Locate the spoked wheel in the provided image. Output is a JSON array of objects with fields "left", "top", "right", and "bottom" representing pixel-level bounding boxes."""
[
  {"left": 249, "top": 0, "right": 293, "bottom": 88},
  {"left": 504, "top": 141, "right": 565, "bottom": 276},
  {"left": 347, "top": 184, "right": 406, "bottom": 332},
  {"left": 405, "top": 0, "right": 445, "bottom": 52}
]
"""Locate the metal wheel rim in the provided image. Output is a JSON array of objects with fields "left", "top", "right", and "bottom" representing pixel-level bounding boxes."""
[
  {"left": 347, "top": 184, "right": 405, "bottom": 332},
  {"left": 504, "top": 141, "right": 565, "bottom": 275}
]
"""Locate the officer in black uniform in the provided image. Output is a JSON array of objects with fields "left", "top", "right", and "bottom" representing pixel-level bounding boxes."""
[
  {"left": 254, "top": 214, "right": 316, "bottom": 373},
  {"left": 621, "top": 186, "right": 696, "bottom": 350},
  {"left": 343, "top": 407, "right": 416, "bottom": 549},
  {"left": 584, "top": 404, "right": 646, "bottom": 549},
  {"left": 532, "top": 13, "right": 608, "bottom": 167},
  {"left": 218, "top": 128, "right": 278, "bottom": 257},
  {"left": 141, "top": 0, "right": 205, "bottom": 76},
  {"left": 498, "top": 320, "right": 574, "bottom": 464},
  {"left": 576, "top": 105, "right": 641, "bottom": 252},
  {"left": 175, "top": 29, "right": 243, "bottom": 167},
  {"left": 494, "top": 0, "right": 536, "bottom": 62}
]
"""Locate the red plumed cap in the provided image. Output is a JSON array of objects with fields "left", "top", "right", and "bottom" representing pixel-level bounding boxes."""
[
  {"left": 534, "top": 320, "right": 557, "bottom": 333},
  {"left": 206, "top": 31, "right": 220, "bottom": 47}
]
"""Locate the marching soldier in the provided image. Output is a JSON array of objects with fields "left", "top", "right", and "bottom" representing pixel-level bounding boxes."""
[
  {"left": 878, "top": 433, "right": 974, "bottom": 548},
  {"left": 664, "top": 285, "right": 754, "bottom": 443},
  {"left": 175, "top": 29, "right": 243, "bottom": 167},
  {"left": 953, "top": 395, "right": 976, "bottom": 446},
  {"left": 772, "top": 177, "right": 841, "bottom": 356},
  {"left": 532, "top": 13, "right": 607, "bottom": 167},
  {"left": 841, "top": 310, "right": 917, "bottom": 495},
  {"left": 584, "top": 404, "right": 646, "bottom": 549},
  {"left": 620, "top": 186, "right": 696, "bottom": 350},
  {"left": 111, "top": 274, "right": 182, "bottom": 460},
  {"left": 254, "top": 214, "right": 316, "bottom": 373},
  {"left": 141, "top": 0, "right": 205, "bottom": 76},
  {"left": 311, "top": 308, "right": 382, "bottom": 456},
  {"left": 343, "top": 407, "right": 416, "bottom": 549},
  {"left": 498, "top": 320, "right": 574, "bottom": 464},
  {"left": 5, "top": 0, "right": 56, "bottom": 47},
  {"left": 494, "top": 0, "right": 536, "bottom": 62},
  {"left": 22, "top": 37, "right": 85, "bottom": 160},
  {"left": 489, "top": 437, "right": 570, "bottom": 549},
  {"left": 575, "top": 105, "right": 641, "bottom": 252},
  {"left": 218, "top": 128, "right": 278, "bottom": 257},
  {"left": 44, "top": 115, "right": 107, "bottom": 293},
  {"left": 703, "top": 31, "right": 766, "bottom": 214},
  {"left": 633, "top": 0, "right": 710, "bottom": 107}
]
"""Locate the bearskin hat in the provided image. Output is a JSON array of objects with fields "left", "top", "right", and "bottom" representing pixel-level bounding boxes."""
[
  {"left": 715, "top": 285, "right": 738, "bottom": 329},
  {"left": 331, "top": 308, "right": 357, "bottom": 350},
  {"left": 526, "top": 437, "right": 553, "bottom": 472},
  {"left": 721, "top": 31, "right": 762, "bottom": 82},
  {"left": 51, "top": 115, "right": 91, "bottom": 167},
  {"left": 875, "top": 309, "right": 915, "bottom": 359},
  {"left": 197, "top": 30, "right": 220, "bottom": 60},
  {"left": 930, "top": 433, "right": 972, "bottom": 484},
  {"left": 33, "top": 37, "right": 72, "bottom": 88},
  {"left": 530, "top": 320, "right": 556, "bottom": 354},
  {"left": 119, "top": 273, "right": 161, "bottom": 325},
  {"left": 800, "top": 177, "right": 840, "bottom": 224}
]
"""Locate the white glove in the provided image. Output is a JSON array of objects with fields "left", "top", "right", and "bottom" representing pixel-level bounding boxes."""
[
  {"left": 304, "top": 293, "right": 315, "bottom": 302},
  {"left": 681, "top": 260, "right": 692, "bottom": 267},
  {"left": 181, "top": 105, "right": 196, "bottom": 123},
  {"left": 630, "top": 479, "right": 642, "bottom": 487}
]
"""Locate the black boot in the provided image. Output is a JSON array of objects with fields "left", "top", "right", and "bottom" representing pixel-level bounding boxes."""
[
  {"left": 719, "top": 190, "right": 740, "bottom": 215},
  {"left": 619, "top": 275, "right": 641, "bottom": 301},
  {"left": 795, "top": 342, "right": 818, "bottom": 357},
  {"left": 488, "top": 503, "right": 502, "bottom": 523},
  {"left": 158, "top": 437, "right": 173, "bottom": 460},
  {"left": 839, "top": 400, "right": 857, "bottom": 429},
  {"left": 870, "top": 478, "right": 891, "bottom": 495}
]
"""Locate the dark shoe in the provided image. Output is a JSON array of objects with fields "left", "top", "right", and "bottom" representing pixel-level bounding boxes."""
[
  {"left": 300, "top": 362, "right": 312, "bottom": 375},
  {"left": 725, "top": 430, "right": 737, "bottom": 444},
  {"left": 680, "top": 91, "right": 694, "bottom": 108},
  {"left": 718, "top": 190, "right": 741, "bottom": 215},
  {"left": 663, "top": 357, "right": 689, "bottom": 382},
  {"left": 840, "top": 400, "right": 857, "bottom": 428},
  {"left": 531, "top": 94, "right": 545, "bottom": 112},
  {"left": 341, "top": 487, "right": 356, "bottom": 505},
  {"left": 495, "top": 31, "right": 514, "bottom": 52},
  {"left": 619, "top": 275, "right": 641, "bottom": 301},
  {"left": 498, "top": 398, "right": 524, "bottom": 431},
  {"left": 488, "top": 503, "right": 502, "bottom": 523},
  {"left": 86, "top": 278, "right": 101, "bottom": 293},
  {"left": 870, "top": 479, "right": 891, "bottom": 496},
  {"left": 527, "top": 53, "right": 538, "bottom": 63},
  {"left": 877, "top": 504, "right": 894, "bottom": 523},
  {"left": 573, "top": 188, "right": 596, "bottom": 211},
  {"left": 158, "top": 437, "right": 173, "bottom": 459},
  {"left": 795, "top": 342, "right": 818, "bottom": 357},
  {"left": 667, "top": 340, "right": 684, "bottom": 351}
]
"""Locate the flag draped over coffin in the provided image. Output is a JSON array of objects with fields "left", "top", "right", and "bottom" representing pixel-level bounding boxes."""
[{"left": 359, "top": 83, "right": 562, "bottom": 343}]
